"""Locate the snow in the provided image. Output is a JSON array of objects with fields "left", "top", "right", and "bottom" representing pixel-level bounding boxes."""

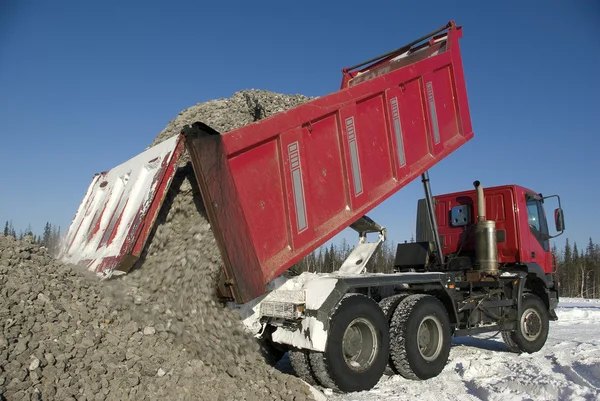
[
  {"left": 300, "top": 297, "right": 600, "bottom": 401},
  {"left": 235, "top": 275, "right": 290, "bottom": 333},
  {"left": 234, "top": 272, "right": 335, "bottom": 351},
  {"left": 60, "top": 135, "right": 181, "bottom": 275},
  {"left": 304, "top": 276, "right": 338, "bottom": 310},
  {"left": 235, "top": 272, "right": 337, "bottom": 351},
  {"left": 338, "top": 242, "right": 381, "bottom": 275},
  {"left": 272, "top": 316, "right": 328, "bottom": 352}
]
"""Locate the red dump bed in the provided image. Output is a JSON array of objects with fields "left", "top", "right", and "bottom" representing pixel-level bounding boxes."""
[{"left": 185, "top": 21, "right": 474, "bottom": 302}]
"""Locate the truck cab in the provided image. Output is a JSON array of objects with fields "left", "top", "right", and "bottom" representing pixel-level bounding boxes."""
[{"left": 424, "top": 184, "right": 564, "bottom": 274}]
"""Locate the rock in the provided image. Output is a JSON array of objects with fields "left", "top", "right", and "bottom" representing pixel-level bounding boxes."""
[
  {"left": 143, "top": 327, "right": 155, "bottom": 336},
  {"left": 122, "top": 321, "right": 139, "bottom": 337},
  {"left": 28, "top": 357, "right": 40, "bottom": 371},
  {"left": 226, "top": 366, "right": 240, "bottom": 378},
  {"left": 13, "top": 339, "right": 29, "bottom": 356}
]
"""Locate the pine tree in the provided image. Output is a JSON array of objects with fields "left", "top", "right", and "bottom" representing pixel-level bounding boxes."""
[
  {"left": 585, "top": 238, "right": 595, "bottom": 297},
  {"left": 323, "top": 246, "right": 332, "bottom": 273},
  {"left": 566, "top": 239, "right": 576, "bottom": 296},
  {"left": 595, "top": 243, "right": 600, "bottom": 298},
  {"left": 573, "top": 242, "right": 580, "bottom": 297},
  {"left": 25, "top": 224, "right": 33, "bottom": 237},
  {"left": 42, "top": 222, "right": 52, "bottom": 248},
  {"left": 49, "top": 225, "right": 62, "bottom": 256},
  {"left": 306, "top": 251, "right": 317, "bottom": 273},
  {"left": 3, "top": 221, "right": 8, "bottom": 237}
]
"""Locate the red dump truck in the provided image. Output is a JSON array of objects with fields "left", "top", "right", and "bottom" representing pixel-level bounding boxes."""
[{"left": 60, "top": 21, "right": 565, "bottom": 393}]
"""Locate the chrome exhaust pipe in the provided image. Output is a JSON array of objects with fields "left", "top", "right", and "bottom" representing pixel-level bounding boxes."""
[
  {"left": 472, "top": 180, "right": 499, "bottom": 274},
  {"left": 474, "top": 180, "right": 485, "bottom": 221}
]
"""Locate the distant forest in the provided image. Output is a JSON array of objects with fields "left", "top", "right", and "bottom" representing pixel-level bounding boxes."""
[
  {"left": 3, "top": 221, "right": 62, "bottom": 257},
  {"left": 290, "top": 236, "right": 600, "bottom": 299},
  {"left": 4, "top": 220, "right": 599, "bottom": 298}
]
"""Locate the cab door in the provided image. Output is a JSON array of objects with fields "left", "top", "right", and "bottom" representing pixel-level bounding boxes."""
[{"left": 524, "top": 194, "right": 552, "bottom": 273}]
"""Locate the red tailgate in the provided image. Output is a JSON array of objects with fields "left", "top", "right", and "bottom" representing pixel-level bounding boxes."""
[{"left": 60, "top": 135, "right": 185, "bottom": 276}]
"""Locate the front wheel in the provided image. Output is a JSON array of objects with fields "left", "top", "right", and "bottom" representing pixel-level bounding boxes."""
[
  {"left": 308, "top": 293, "right": 389, "bottom": 392},
  {"left": 503, "top": 293, "right": 549, "bottom": 353}
]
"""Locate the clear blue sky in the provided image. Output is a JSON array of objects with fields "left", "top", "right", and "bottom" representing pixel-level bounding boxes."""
[{"left": 1, "top": 1, "right": 598, "bottom": 253}]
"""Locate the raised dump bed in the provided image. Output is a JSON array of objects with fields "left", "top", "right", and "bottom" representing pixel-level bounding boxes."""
[
  {"left": 184, "top": 21, "right": 473, "bottom": 302},
  {"left": 61, "top": 21, "right": 473, "bottom": 304}
]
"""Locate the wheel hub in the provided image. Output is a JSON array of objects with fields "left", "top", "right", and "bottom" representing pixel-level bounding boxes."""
[
  {"left": 417, "top": 316, "right": 443, "bottom": 361},
  {"left": 344, "top": 326, "right": 363, "bottom": 357},
  {"left": 521, "top": 308, "right": 542, "bottom": 340},
  {"left": 342, "top": 317, "right": 378, "bottom": 371}
]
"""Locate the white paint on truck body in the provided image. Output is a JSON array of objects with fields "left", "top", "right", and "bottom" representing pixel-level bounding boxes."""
[
  {"left": 234, "top": 271, "right": 339, "bottom": 352},
  {"left": 271, "top": 315, "right": 328, "bottom": 352},
  {"left": 234, "top": 231, "right": 384, "bottom": 352}
]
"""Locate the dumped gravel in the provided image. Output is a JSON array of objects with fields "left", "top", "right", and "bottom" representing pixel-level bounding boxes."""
[
  {"left": 1, "top": 89, "right": 317, "bottom": 401},
  {"left": 152, "top": 89, "right": 313, "bottom": 147}
]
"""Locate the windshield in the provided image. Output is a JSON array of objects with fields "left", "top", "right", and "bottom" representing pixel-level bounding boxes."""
[{"left": 526, "top": 196, "right": 550, "bottom": 252}]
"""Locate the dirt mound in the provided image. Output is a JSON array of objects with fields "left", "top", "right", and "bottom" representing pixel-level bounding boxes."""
[
  {"left": 1, "top": 89, "right": 317, "bottom": 401},
  {"left": 151, "top": 89, "right": 313, "bottom": 147}
]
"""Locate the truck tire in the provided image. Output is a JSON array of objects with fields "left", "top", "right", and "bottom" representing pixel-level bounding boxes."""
[
  {"left": 500, "top": 330, "right": 520, "bottom": 353},
  {"left": 289, "top": 349, "right": 319, "bottom": 386},
  {"left": 503, "top": 293, "right": 549, "bottom": 353},
  {"left": 258, "top": 339, "right": 286, "bottom": 366},
  {"left": 308, "top": 293, "right": 389, "bottom": 392},
  {"left": 258, "top": 326, "right": 286, "bottom": 366},
  {"left": 389, "top": 294, "right": 451, "bottom": 380},
  {"left": 378, "top": 294, "right": 409, "bottom": 376}
]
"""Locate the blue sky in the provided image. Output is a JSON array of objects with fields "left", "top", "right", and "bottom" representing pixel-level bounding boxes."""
[{"left": 1, "top": 0, "right": 598, "bottom": 254}]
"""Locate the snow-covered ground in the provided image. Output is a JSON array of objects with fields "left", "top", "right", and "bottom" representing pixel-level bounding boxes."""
[{"left": 296, "top": 297, "right": 600, "bottom": 401}]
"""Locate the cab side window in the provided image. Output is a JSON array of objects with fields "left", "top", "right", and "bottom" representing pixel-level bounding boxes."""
[{"left": 526, "top": 197, "right": 549, "bottom": 252}]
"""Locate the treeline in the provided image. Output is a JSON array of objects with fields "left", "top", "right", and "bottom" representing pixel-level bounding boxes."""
[
  {"left": 291, "top": 236, "right": 600, "bottom": 299},
  {"left": 3, "top": 221, "right": 62, "bottom": 256},
  {"left": 3, "top": 217, "right": 599, "bottom": 298},
  {"left": 553, "top": 238, "right": 600, "bottom": 298},
  {"left": 289, "top": 237, "right": 408, "bottom": 276}
]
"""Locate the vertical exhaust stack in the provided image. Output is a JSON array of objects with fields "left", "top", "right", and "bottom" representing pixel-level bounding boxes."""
[{"left": 473, "top": 181, "right": 499, "bottom": 274}]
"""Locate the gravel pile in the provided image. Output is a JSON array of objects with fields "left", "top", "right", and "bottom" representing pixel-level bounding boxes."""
[
  {"left": 0, "top": 89, "right": 318, "bottom": 401},
  {"left": 151, "top": 89, "right": 313, "bottom": 147}
]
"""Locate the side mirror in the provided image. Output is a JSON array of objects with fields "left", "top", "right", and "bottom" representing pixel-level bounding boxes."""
[{"left": 554, "top": 208, "right": 565, "bottom": 232}]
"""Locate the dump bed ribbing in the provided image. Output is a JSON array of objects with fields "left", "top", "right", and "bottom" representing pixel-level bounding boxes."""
[
  {"left": 184, "top": 21, "right": 474, "bottom": 303},
  {"left": 60, "top": 22, "right": 473, "bottom": 304}
]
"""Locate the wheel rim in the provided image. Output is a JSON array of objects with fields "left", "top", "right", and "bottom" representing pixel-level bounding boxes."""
[
  {"left": 520, "top": 307, "right": 542, "bottom": 341},
  {"left": 417, "top": 315, "right": 443, "bottom": 361},
  {"left": 342, "top": 317, "right": 378, "bottom": 371}
]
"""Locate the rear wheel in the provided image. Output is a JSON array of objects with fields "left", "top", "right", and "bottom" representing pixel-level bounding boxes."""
[
  {"left": 308, "top": 293, "right": 389, "bottom": 392},
  {"left": 289, "top": 349, "right": 319, "bottom": 386},
  {"left": 503, "top": 293, "right": 549, "bottom": 353},
  {"left": 389, "top": 294, "right": 451, "bottom": 380},
  {"left": 378, "top": 294, "right": 409, "bottom": 376},
  {"left": 258, "top": 326, "right": 286, "bottom": 366}
]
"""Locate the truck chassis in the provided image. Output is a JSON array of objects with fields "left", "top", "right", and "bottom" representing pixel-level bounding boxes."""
[{"left": 239, "top": 173, "right": 559, "bottom": 393}]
